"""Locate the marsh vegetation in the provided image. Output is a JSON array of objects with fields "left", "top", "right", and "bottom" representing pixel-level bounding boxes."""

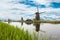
[{"left": 0, "top": 22, "right": 55, "bottom": 40}]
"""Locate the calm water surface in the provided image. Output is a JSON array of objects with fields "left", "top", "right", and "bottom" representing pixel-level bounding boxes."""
[{"left": 5, "top": 22, "right": 60, "bottom": 40}]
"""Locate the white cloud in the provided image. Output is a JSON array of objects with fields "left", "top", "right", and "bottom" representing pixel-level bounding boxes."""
[
  {"left": 0, "top": 0, "right": 60, "bottom": 20},
  {"left": 34, "top": 0, "right": 50, "bottom": 4},
  {"left": 40, "top": 8, "right": 60, "bottom": 20},
  {"left": 32, "top": 0, "right": 60, "bottom": 7},
  {"left": 48, "top": 0, "right": 60, "bottom": 3}
]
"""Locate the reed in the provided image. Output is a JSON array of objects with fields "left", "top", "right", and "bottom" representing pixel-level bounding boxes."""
[
  {"left": 0, "top": 22, "right": 38, "bottom": 40},
  {"left": 0, "top": 22, "right": 53, "bottom": 40}
]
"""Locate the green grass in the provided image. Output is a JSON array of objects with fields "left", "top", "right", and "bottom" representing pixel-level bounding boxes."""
[
  {"left": 0, "top": 22, "right": 53, "bottom": 40},
  {"left": 0, "top": 22, "right": 38, "bottom": 40}
]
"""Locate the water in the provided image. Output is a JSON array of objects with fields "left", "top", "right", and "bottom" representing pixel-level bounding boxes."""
[{"left": 5, "top": 22, "right": 60, "bottom": 40}]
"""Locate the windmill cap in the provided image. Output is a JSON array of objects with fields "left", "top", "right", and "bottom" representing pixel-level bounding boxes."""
[{"left": 35, "top": 12, "right": 40, "bottom": 14}]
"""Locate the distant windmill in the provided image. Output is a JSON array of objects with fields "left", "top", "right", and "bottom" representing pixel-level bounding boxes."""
[
  {"left": 20, "top": 0, "right": 45, "bottom": 32},
  {"left": 7, "top": 0, "right": 46, "bottom": 33},
  {"left": 34, "top": 1, "right": 45, "bottom": 32},
  {"left": 33, "top": 2, "right": 45, "bottom": 40}
]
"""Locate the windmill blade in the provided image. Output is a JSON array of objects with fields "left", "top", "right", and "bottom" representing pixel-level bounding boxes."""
[
  {"left": 28, "top": 11, "right": 45, "bottom": 16},
  {"left": 39, "top": 30, "right": 46, "bottom": 33},
  {"left": 39, "top": 12, "right": 45, "bottom": 14}
]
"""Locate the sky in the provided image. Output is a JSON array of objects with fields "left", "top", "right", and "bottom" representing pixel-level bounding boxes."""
[{"left": 0, "top": 0, "right": 60, "bottom": 20}]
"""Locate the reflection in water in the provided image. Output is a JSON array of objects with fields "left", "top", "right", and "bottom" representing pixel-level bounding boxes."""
[
  {"left": 25, "top": 21, "right": 41, "bottom": 32},
  {"left": 21, "top": 17, "right": 24, "bottom": 26},
  {"left": 5, "top": 22, "right": 60, "bottom": 40},
  {"left": 33, "top": 23, "right": 40, "bottom": 32},
  {"left": 35, "top": 23, "right": 40, "bottom": 32}
]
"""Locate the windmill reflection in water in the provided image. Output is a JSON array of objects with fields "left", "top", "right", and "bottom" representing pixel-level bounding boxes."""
[
  {"left": 7, "top": 12, "right": 45, "bottom": 33},
  {"left": 20, "top": 12, "right": 45, "bottom": 33}
]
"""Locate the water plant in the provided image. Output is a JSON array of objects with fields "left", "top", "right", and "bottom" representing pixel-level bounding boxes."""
[
  {"left": 0, "top": 22, "right": 38, "bottom": 40},
  {"left": 0, "top": 22, "right": 53, "bottom": 40}
]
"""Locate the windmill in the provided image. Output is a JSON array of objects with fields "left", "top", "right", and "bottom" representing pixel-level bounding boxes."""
[
  {"left": 6, "top": 0, "right": 46, "bottom": 33},
  {"left": 20, "top": 0, "right": 45, "bottom": 33},
  {"left": 32, "top": 1, "right": 45, "bottom": 32}
]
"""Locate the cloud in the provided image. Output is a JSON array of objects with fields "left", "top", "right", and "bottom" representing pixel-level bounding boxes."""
[
  {"left": 0, "top": 0, "right": 60, "bottom": 20},
  {"left": 40, "top": 8, "right": 60, "bottom": 20},
  {"left": 50, "top": 2, "right": 60, "bottom": 8},
  {"left": 48, "top": 0, "right": 60, "bottom": 3},
  {"left": 0, "top": 0, "right": 36, "bottom": 20},
  {"left": 18, "top": 0, "right": 60, "bottom": 8}
]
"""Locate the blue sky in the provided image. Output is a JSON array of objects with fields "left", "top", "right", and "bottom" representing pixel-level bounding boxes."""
[{"left": 0, "top": 0, "right": 60, "bottom": 20}]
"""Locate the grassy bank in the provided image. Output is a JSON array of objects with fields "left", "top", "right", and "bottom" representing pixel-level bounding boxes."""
[
  {"left": 0, "top": 22, "right": 38, "bottom": 40},
  {"left": 0, "top": 22, "right": 53, "bottom": 40}
]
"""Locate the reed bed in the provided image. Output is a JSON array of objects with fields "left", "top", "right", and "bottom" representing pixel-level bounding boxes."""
[
  {"left": 0, "top": 22, "right": 53, "bottom": 40},
  {"left": 0, "top": 22, "right": 38, "bottom": 40}
]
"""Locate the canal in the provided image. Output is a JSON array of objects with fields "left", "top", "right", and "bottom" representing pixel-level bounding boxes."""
[{"left": 5, "top": 22, "right": 60, "bottom": 40}]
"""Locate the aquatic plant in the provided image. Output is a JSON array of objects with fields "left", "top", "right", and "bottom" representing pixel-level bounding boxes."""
[
  {"left": 0, "top": 22, "right": 53, "bottom": 40},
  {"left": 0, "top": 22, "right": 38, "bottom": 40}
]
